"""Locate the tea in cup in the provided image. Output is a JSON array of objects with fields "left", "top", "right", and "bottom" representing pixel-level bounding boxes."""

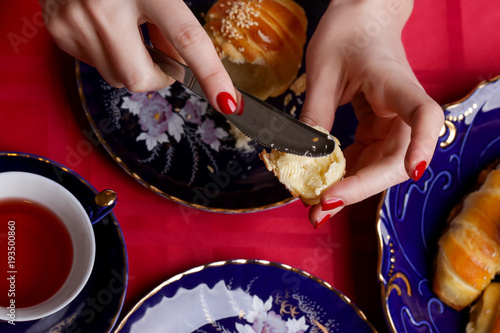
[{"left": 0, "top": 171, "right": 95, "bottom": 323}]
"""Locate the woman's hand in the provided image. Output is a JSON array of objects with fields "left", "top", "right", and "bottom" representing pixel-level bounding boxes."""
[
  {"left": 300, "top": 0, "right": 444, "bottom": 228},
  {"left": 40, "top": 0, "right": 238, "bottom": 114}
]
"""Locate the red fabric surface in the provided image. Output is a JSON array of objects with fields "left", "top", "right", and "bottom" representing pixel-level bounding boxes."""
[{"left": 1, "top": 1, "right": 499, "bottom": 332}]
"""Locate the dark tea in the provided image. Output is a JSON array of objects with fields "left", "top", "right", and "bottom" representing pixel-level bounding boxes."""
[{"left": 0, "top": 198, "right": 74, "bottom": 308}]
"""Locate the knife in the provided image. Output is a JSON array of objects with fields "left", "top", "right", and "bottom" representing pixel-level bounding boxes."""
[{"left": 145, "top": 44, "right": 336, "bottom": 157}]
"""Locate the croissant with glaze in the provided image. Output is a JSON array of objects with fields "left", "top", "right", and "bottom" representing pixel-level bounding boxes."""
[
  {"left": 204, "top": 0, "right": 308, "bottom": 100},
  {"left": 433, "top": 161, "right": 500, "bottom": 310}
]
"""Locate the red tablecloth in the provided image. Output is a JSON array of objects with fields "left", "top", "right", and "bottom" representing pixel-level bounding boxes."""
[{"left": 2, "top": 1, "right": 500, "bottom": 332}]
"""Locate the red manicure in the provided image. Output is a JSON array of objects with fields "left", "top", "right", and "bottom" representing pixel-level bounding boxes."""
[
  {"left": 321, "top": 198, "right": 344, "bottom": 211},
  {"left": 216, "top": 92, "right": 237, "bottom": 114},
  {"left": 236, "top": 93, "right": 244, "bottom": 115},
  {"left": 412, "top": 161, "right": 427, "bottom": 181},
  {"left": 314, "top": 214, "right": 332, "bottom": 229}
]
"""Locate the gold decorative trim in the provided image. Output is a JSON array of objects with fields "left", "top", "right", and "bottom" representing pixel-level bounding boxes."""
[
  {"left": 386, "top": 272, "right": 412, "bottom": 298},
  {"left": 439, "top": 120, "right": 456, "bottom": 148},
  {"left": 0, "top": 152, "right": 128, "bottom": 333},
  {"left": 439, "top": 75, "right": 500, "bottom": 148},
  {"left": 444, "top": 103, "right": 478, "bottom": 122},
  {"left": 114, "top": 259, "right": 378, "bottom": 333},
  {"left": 75, "top": 61, "right": 295, "bottom": 213}
]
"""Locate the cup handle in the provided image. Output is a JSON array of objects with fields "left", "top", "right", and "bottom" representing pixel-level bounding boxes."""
[{"left": 89, "top": 189, "right": 117, "bottom": 224}]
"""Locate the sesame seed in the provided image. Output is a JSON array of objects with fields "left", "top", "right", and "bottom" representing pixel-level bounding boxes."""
[{"left": 218, "top": 0, "right": 261, "bottom": 40}]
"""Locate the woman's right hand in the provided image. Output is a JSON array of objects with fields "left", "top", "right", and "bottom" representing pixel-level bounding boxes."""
[{"left": 40, "top": 0, "right": 238, "bottom": 114}]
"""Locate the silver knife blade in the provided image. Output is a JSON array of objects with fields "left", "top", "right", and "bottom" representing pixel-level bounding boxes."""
[{"left": 146, "top": 44, "right": 336, "bottom": 157}]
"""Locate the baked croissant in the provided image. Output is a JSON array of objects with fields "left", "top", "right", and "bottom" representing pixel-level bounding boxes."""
[
  {"left": 259, "top": 127, "right": 345, "bottom": 206},
  {"left": 433, "top": 161, "right": 500, "bottom": 310},
  {"left": 467, "top": 282, "right": 500, "bottom": 333},
  {"left": 204, "top": 0, "right": 307, "bottom": 100}
]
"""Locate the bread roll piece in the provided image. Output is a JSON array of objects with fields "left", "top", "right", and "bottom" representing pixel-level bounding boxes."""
[
  {"left": 259, "top": 127, "right": 345, "bottom": 205},
  {"left": 433, "top": 161, "right": 500, "bottom": 310},
  {"left": 467, "top": 282, "right": 500, "bottom": 333},
  {"left": 204, "top": 0, "right": 307, "bottom": 100}
]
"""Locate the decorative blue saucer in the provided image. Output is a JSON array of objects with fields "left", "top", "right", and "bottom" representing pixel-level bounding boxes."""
[
  {"left": 114, "top": 259, "right": 375, "bottom": 333},
  {"left": 0, "top": 152, "right": 128, "bottom": 333},
  {"left": 377, "top": 76, "right": 500, "bottom": 332},
  {"left": 76, "top": 0, "right": 357, "bottom": 213}
]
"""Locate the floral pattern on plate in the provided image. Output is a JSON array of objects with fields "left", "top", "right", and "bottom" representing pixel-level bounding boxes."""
[
  {"left": 114, "top": 260, "right": 375, "bottom": 333},
  {"left": 104, "top": 83, "right": 238, "bottom": 186},
  {"left": 377, "top": 77, "right": 500, "bottom": 332}
]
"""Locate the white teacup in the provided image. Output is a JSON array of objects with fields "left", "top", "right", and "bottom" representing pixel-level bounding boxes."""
[{"left": 0, "top": 171, "right": 95, "bottom": 322}]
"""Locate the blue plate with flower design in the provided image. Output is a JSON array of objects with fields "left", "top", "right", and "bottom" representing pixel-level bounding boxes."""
[
  {"left": 114, "top": 259, "right": 376, "bottom": 333},
  {"left": 0, "top": 152, "right": 127, "bottom": 333},
  {"left": 76, "top": 0, "right": 357, "bottom": 213},
  {"left": 377, "top": 76, "right": 500, "bottom": 332}
]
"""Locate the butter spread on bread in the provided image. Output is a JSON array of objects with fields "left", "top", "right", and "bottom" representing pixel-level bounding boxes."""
[{"left": 259, "top": 127, "right": 345, "bottom": 205}]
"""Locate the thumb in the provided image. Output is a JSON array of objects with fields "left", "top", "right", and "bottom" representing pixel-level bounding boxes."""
[{"left": 299, "top": 45, "right": 342, "bottom": 131}]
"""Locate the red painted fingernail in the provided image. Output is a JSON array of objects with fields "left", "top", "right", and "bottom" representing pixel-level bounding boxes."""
[
  {"left": 412, "top": 161, "right": 427, "bottom": 181},
  {"left": 236, "top": 93, "right": 244, "bottom": 115},
  {"left": 322, "top": 198, "right": 344, "bottom": 211},
  {"left": 216, "top": 92, "right": 237, "bottom": 114},
  {"left": 313, "top": 214, "right": 332, "bottom": 229}
]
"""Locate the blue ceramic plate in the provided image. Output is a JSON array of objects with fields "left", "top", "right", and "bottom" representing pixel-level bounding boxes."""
[
  {"left": 76, "top": 0, "right": 357, "bottom": 213},
  {"left": 114, "top": 259, "right": 375, "bottom": 333},
  {"left": 0, "top": 152, "right": 128, "bottom": 333},
  {"left": 377, "top": 77, "right": 500, "bottom": 332}
]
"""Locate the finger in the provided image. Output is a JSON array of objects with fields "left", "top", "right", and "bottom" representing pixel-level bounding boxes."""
[
  {"left": 86, "top": 2, "right": 175, "bottom": 92},
  {"left": 299, "top": 42, "right": 339, "bottom": 131},
  {"left": 76, "top": 27, "right": 125, "bottom": 89},
  {"left": 309, "top": 153, "right": 407, "bottom": 226},
  {"left": 308, "top": 153, "right": 395, "bottom": 228},
  {"left": 308, "top": 117, "right": 411, "bottom": 226},
  {"left": 45, "top": 2, "right": 126, "bottom": 88},
  {"left": 49, "top": 29, "right": 94, "bottom": 67},
  {"left": 142, "top": 0, "right": 238, "bottom": 114},
  {"left": 308, "top": 204, "right": 343, "bottom": 229},
  {"left": 147, "top": 23, "right": 185, "bottom": 65},
  {"left": 365, "top": 76, "right": 444, "bottom": 180},
  {"left": 72, "top": 39, "right": 125, "bottom": 89},
  {"left": 350, "top": 95, "right": 396, "bottom": 146},
  {"left": 404, "top": 100, "right": 444, "bottom": 180}
]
